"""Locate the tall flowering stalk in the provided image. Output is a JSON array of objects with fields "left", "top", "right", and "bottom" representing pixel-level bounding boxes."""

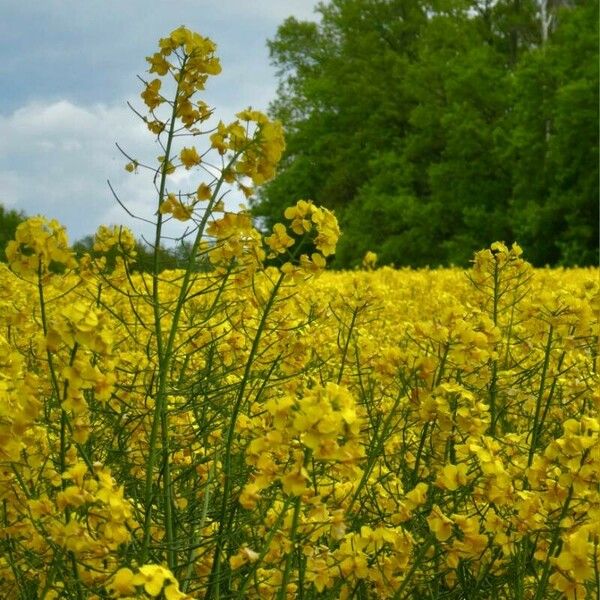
[{"left": 0, "top": 26, "right": 598, "bottom": 600}]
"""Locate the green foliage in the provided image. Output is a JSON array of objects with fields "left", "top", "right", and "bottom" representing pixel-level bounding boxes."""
[
  {"left": 2, "top": 206, "right": 207, "bottom": 274},
  {"left": 0, "top": 204, "right": 26, "bottom": 262},
  {"left": 72, "top": 235, "right": 208, "bottom": 273},
  {"left": 508, "top": 0, "right": 599, "bottom": 266},
  {"left": 254, "top": 0, "right": 599, "bottom": 267}
]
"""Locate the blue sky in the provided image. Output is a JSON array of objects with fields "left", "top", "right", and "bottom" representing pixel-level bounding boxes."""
[{"left": 0, "top": 0, "right": 320, "bottom": 242}]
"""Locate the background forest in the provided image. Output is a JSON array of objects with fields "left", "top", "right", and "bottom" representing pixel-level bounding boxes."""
[
  {"left": 1, "top": 0, "right": 597, "bottom": 269},
  {"left": 253, "top": 0, "right": 598, "bottom": 267}
]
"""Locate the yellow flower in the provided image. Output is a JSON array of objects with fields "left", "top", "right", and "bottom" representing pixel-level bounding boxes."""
[
  {"left": 362, "top": 251, "right": 377, "bottom": 269},
  {"left": 5, "top": 216, "right": 76, "bottom": 276},
  {"left": 239, "top": 482, "right": 262, "bottom": 509},
  {"left": 196, "top": 183, "right": 212, "bottom": 200},
  {"left": 436, "top": 463, "right": 469, "bottom": 491},
  {"left": 306, "top": 554, "right": 335, "bottom": 592},
  {"left": 164, "top": 583, "right": 189, "bottom": 600},
  {"left": 549, "top": 571, "right": 587, "bottom": 600},
  {"left": 147, "top": 119, "right": 165, "bottom": 134},
  {"left": 427, "top": 505, "right": 454, "bottom": 542},
  {"left": 282, "top": 467, "right": 308, "bottom": 496},
  {"left": 312, "top": 207, "right": 340, "bottom": 256},
  {"left": 284, "top": 199, "right": 314, "bottom": 235},
  {"left": 159, "top": 194, "right": 194, "bottom": 221},
  {"left": 265, "top": 223, "right": 294, "bottom": 254},
  {"left": 141, "top": 78, "right": 162, "bottom": 109},
  {"left": 133, "top": 565, "right": 171, "bottom": 596},
  {"left": 554, "top": 528, "right": 594, "bottom": 581},
  {"left": 147, "top": 52, "right": 170, "bottom": 75},
  {"left": 236, "top": 108, "right": 269, "bottom": 124},
  {"left": 404, "top": 483, "right": 428, "bottom": 509},
  {"left": 299, "top": 253, "right": 327, "bottom": 273},
  {"left": 109, "top": 568, "right": 136, "bottom": 596},
  {"left": 169, "top": 25, "right": 192, "bottom": 47},
  {"left": 229, "top": 546, "right": 260, "bottom": 570},
  {"left": 180, "top": 146, "right": 201, "bottom": 169}
]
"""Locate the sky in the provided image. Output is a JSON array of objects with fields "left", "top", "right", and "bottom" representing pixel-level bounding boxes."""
[{"left": 0, "top": 0, "right": 321, "bottom": 243}]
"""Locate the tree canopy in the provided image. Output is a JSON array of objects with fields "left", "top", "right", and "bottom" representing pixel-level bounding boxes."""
[
  {"left": 253, "top": 0, "right": 598, "bottom": 267},
  {"left": 0, "top": 205, "right": 26, "bottom": 262}
]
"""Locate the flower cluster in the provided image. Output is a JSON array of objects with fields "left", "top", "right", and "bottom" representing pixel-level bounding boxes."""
[
  {"left": 0, "top": 26, "right": 597, "bottom": 600},
  {"left": 5, "top": 216, "right": 76, "bottom": 276}
]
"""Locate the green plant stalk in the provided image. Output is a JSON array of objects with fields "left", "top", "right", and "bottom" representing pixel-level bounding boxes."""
[
  {"left": 532, "top": 482, "right": 574, "bottom": 600},
  {"left": 181, "top": 463, "right": 214, "bottom": 592},
  {"left": 37, "top": 265, "right": 84, "bottom": 596},
  {"left": 347, "top": 384, "right": 406, "bottom": 515},
  {"left": 594, "top": 537, "right": 599, "bottom": 600},
  {"left": 69, "top": 553, "right": 84, "bottom": 600},
  {"left": 412, "top": 422, "right": 430, "bottom": 485},
  {"left": 489, "top": 358, "right": 498, "bottom": 436},
  {"left": 337, "top": 306, "right": 359, "bottom": 384},
  {"left": 161, "top": 397, "right": 176, "bottom": 569},
  {"left": 435, "top": 344, "right": 450, "bottom": 388},
  {"left": 3, "top": 500, "right": 26, "bottom": 597},
  {"left": 62, "top": 345, "right": 84, "bottom": 600},
  {"left": 143, "top": 150, "right": 244, "bottom": 566},
  {"left": 527, "top": 324, "right": 553, "bottom": 467},
  {"left": 206, "top": 271, "right": 285, "bottom": 600},
  {"left": 502, "top": 300, "right": 517, "bottom": 369},
  {"left": 489, "top": 259, "right": 499, "bottom": 435},
  {"left": 392, "top": 536, "right": 434, "bottom": 600},
  {"left": 59, "top": 343, "right": 78, "bottom": 476},
  {"left": 235, "top": 499, "right": 292, "bottom": 598},
  {"left": 37, "top": 263, "right": 62, "bottom": 417},
  {"left": 278, "top": 448, "right": 311, "bottom": 599},
  {"left": 140, "top": 58, "right": 246, "bottom": 570},
  {"left": 536, "top": 347, "right": 567, "bottom": 437},
  {"left": 278, "top": 494, "right": 303, "bottom": 600},
  {"left": 141, "top": 57, "right": 186, "bottom": 566}
]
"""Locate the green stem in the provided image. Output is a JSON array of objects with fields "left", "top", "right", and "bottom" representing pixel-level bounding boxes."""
[
  {"left": 489, "top": 359, "right": 498, "bottom": 436},
  {"left": 337, "top": 306, "right": 359, "bottom": 384},
  {"left": 235, "top": 499, "right": 292, "bottom": 598},
  {"left": 527, "top": 325, "right": 553, "bottom": 467},
  {"left": 347, "top": 385, "right": 406, "bottom": 514},
  {"left": 181, "top": 463, "right": 214, "bottom": 592},
  {"left": 278, "top": 496, "right": 302, "bottom": 600},
  {"left": 141, "top": 57, "right": 186, "bottom": 567},
  {"left": 434, "top": 343, "right": 450, "bottom": 389},
  {"left": 412, "top": 422, "right": 430, "bottom": 484},
  {"left": 392, "top": 537, "right": 434, "bottom": 599},
  {"left": 206, "top": 272, "right": 285, "bottom": 600},
  {"left": 3, "top": 500, "right": 26, "bottom": 597},
  {"left": 532, "top": 483, "right": 574, "bottom": 600}
]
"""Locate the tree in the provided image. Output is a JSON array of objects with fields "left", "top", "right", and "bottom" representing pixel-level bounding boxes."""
[
  {"left": 0, "top": 204, "right": 26, "bottom": 262},
  {"left": 254, "top": 0, "right": 598, "bottom": 267},
  {"left": 255, "top": 0, "right": 428, "bottom": 230},
  {"left": 72, "top": 234, "right": 211, "bottom": 273},
  {"left": 508, "top": 0, "right": 599, "bottom": 265}
]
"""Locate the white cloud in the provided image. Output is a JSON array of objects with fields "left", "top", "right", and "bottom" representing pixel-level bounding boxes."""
[
  {"left": 0, "top": 100, "right": 154, "bottom": 241},
  {"left": 0, "top": 97, "right": 258, "bottom": 244},
  {"left": 207, "top": 0, "right": 319, "bottom": 22},
  {"left": 0, "top": 1, "right": 323, "bottom": 243}
]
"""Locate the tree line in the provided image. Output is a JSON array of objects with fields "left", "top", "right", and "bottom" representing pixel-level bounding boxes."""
[
  {"left": 3, "top": 1, "right": 597, "bottom": 270},
  {"left": 252, "top": 0, "right": 598, "bottom": 267},
  {"left": 0, "top": 205, "right": 204, "bottom": 272}
]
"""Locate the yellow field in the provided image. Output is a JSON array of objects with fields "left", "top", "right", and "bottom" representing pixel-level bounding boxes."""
[
  {"left": 1, "top": 25, "right": 598, "bottom": 600},
  {"left": 0, "top": 231, "right": 598, "bottom": 599}
]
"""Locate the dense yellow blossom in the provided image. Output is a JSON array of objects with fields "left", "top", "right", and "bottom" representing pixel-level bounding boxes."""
[
  {"left": 0, "top": 25, "right": 597, "bottom": 600},
  {"left": 2, "top": 244, "right": 595, "bottom": 598}
]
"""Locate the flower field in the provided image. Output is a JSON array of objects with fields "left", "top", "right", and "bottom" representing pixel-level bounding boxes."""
[
  {"left": 1, "top": 232, "right": 598, "bottom": 599},
  {"left": 1, "top": 27, "right": 598, "bottom": 600}
]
